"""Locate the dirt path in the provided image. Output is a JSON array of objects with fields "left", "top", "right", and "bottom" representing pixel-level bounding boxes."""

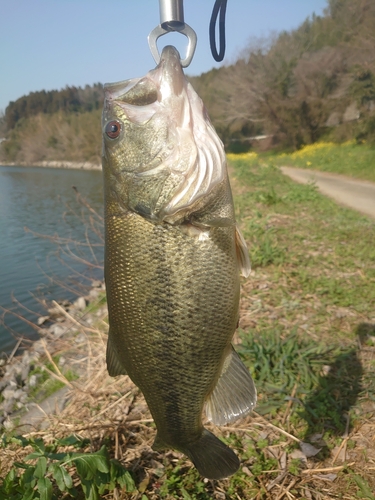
[{"left": 281, "top": 166, "right": 375, "bottom": 220}]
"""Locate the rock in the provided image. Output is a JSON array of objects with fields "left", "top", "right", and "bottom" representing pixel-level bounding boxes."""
[
  {"left": 73, "top": 297, "right": 87, "bottom": 311},
  {"left": 325, "top": 111, "right": 341, "bottom": 127},
  {"left": 322, "top": 365, "right": 331, "bottom": 375},
  {"left": 3, "top": 388, "right": 17, "bottom": 400},
  {"left": 37, "top": 315, "right": 50, "bottom": 326},
  {"left": 49, "top": 324, "right": 66, "bottom": 338},
  {"left": 89, "top": 288, "right": 100, "bottom": 300},
  {"left": 33, "top": 341, "right": 44, "bottom": 354},
  {"left": 3, "top": 418, "right": 14, "bottom": 430},
  {"left": 58, "top": 356, "right": 66, "bottom": 367},
  {"left": 91, "top": 280, "right": 102, "bottom": 288},
  {"left": 28, "top": 374, "right": 40, "bottom": 387},
  {"left": 75, "top": 333, "right": 86, "bottom": 344},
  {"left": 343, "top": 102, "right": 360, "bottom": 122},
  {"left": 21, "top": 364, "right": 30, "bottom": 382},
  {"left": 47, "top": 306, "right": 63, "bottom": 317},
  {"left": 19, "top": 386, "right": 70, "bottom": 432},
  {"left": 300, "top": 442, "right": 321, "bottom": 457},
  {"left": 2, "top": 399, "right": 16, "bottom": 415},
  {"left": 13, "top": 388, "right": 25, "bottom": 400}
]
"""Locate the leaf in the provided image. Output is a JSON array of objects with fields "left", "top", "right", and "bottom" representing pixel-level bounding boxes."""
[
  {"left": 51, "top": 463, "right": 74, "bottom": 492},
  {"left": 2, "top": 469, "right": 18, "bottom": 494},
  {"left": 8, "top": 435, "right": 31, "bottom": 447},
  {"left": 24, "top": 452, "right": 44, "bottom": 460},
  {"left": 181, "top": 487, "right": 193, "bottom": 500},
  {"left": 33, "top": 438, "right": 46, "bottom": 453},
  {"left": 110, "top": 460, "right": 136, "bottom": 492},
  {"left": 61, "top": 465, "right": 74, "bottom": 490},
  {"left": 14, "top": 461, "right": 32, "bottom": 470},
  {"left": 352, "top": 474, "right": 375, "bottom": 500},
  {"left": 94, "top": 470, "right": 111, "bottom": 494},
  {"left": 34, "top": 457, "right": 47, "bottom": 479},
  {"left": 37, "top": 477, "right": 53, "bottom": 500},
  {"left": 23, "top": 490, "right": 37, "bottom": 500},
  {"left": 44, "top": 452, "right": 67, "bottom": 461},
  {"left": 138, "top": 476, "right": 149, "bottom": 493},
  {"left": 20, "top": 467, "right": 36, "bottom": 488},
  {"left": 51, "top": 464, "right": 65, "bottom": 491},
  {"left": 81, "top": 479, "right": 99, "bottom": 500},
  {"left": 72, "top": 446, "right": 110, "bottom": 481},
  {"left": 299, "top": 442, "right": 321, "bottom": 458},
  {"left": 58, "top": 435, "right": 86, "bottom": 448}
]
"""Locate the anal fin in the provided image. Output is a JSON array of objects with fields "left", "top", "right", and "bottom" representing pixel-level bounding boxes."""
[
  {"left": 205, "top": 346, "right": 257, "bottom": 425},
  {"left": 106, "top": 332, "right": 127, "bottom": 377}
]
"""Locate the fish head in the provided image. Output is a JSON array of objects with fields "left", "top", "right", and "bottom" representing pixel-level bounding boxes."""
[{"left": 102, "top": 45, "right": 225, "bottom": 223}]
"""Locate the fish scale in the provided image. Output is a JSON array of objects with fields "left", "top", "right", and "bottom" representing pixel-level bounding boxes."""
[{"left": 105, "top": 200, "right": 239, "bottom": 431}]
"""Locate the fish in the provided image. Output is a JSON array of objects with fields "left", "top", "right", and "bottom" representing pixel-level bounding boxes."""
[{"left": 102, "top": 45, "right": 257, "bottom": 480}]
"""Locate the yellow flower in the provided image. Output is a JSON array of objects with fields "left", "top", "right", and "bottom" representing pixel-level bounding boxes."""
[{"left": 227, "top": 151, "right": 258, "bottom": 161}]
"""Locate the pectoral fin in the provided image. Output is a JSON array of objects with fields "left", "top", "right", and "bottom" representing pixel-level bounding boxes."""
[
  {"left": 205, "top": 346, "right": 257, "bottom": 425},
  {"left": 235, "top": 225, "right": 251, "bottom": 278},
  {"left": 106, "top": 332, "right": 127, "bottom": 376}
]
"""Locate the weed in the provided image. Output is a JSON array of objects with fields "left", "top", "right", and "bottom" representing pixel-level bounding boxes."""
[
  {"left": 347, "top": 473, "right": 375, "bottom": 500},
  {"left": 0, "top": 435, "right": 135, "bottom": 500}
]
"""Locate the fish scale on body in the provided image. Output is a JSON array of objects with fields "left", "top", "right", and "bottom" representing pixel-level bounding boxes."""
[{"left": 102, "top": 45, "right": 256, "bottom": 479}]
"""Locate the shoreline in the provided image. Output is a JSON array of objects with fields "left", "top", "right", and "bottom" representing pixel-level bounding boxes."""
[
  {"left": 0, "top": 280, "right": 107, "bottom": 431},
  {"left": 0, "top": 160, "right": 101, "bottom": 171}
]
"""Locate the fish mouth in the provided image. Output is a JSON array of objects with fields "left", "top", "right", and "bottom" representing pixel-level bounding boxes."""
[
  {"left": 157, "top": 45, "right": 185, "bottom": 98},
  {"left": 104, "top": 46, "right": 184, "bottom": 111}
]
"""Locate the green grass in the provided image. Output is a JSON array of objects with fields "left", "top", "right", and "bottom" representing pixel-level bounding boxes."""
[
  {"left": 229, "top": 155, "right": 375, "bottom": 333},
  {"left": 266, "top": 141, "right": 375, "bottom": 182}
]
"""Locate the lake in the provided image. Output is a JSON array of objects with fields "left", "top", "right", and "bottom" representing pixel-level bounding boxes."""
[{"left": 0, "top": 166, "right": 104, "bottom": 355}]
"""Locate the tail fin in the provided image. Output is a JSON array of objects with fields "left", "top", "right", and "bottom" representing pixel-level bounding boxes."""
[{"left": 182, "top": 429, "right": 239, "bottom": 480}]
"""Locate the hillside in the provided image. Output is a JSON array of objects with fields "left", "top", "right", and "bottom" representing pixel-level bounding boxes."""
[
  {"left": 1, "top": 0, "right": 375, "bottom": 163},
  {"left": 0, "top": 85, "right": 103, "bottom": 164},
  {"left": 192, "top": 0, "right": 375, "bottom": 150}
]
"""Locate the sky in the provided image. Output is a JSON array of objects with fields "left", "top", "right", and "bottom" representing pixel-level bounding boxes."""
[{"left": 0, "top": 0, "right": 329, "bottom": 113}]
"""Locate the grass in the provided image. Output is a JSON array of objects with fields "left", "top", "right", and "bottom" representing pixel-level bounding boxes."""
[
  {"left": 28, "top": 357, "right": 78, "bottom": 402},
  {"left": 262, "top": 140, "right": 375, "bottom": 182},
  {"left": 1, "top": 150, "right": 375, "bottom": 498}
]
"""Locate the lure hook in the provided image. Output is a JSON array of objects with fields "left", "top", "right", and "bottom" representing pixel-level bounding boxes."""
[{"left": 148, "top": 0, "right": 197, "bottom": 68}]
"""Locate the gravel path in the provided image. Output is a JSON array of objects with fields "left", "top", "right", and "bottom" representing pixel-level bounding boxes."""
[{"left": 281, "top": 167, "right": 375, "bottom": 220}]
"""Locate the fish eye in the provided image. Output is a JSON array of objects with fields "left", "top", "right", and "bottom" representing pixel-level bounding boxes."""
[{"left": 105, "top": 120, "right": 122, "bottom": 139}]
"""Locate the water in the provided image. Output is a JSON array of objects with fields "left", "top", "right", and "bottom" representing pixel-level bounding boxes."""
[{"left": 0, "top": 166, "right": 104, "bottom": 355}]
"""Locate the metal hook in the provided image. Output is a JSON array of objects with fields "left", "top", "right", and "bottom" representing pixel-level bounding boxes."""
[{"left": 148, "top": 0, "right": 197, "bottom": 68}]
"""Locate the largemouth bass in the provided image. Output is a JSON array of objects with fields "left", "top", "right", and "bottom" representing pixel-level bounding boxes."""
[{"left": 102, "top": 45, "right": 256, "bottom": 480}]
